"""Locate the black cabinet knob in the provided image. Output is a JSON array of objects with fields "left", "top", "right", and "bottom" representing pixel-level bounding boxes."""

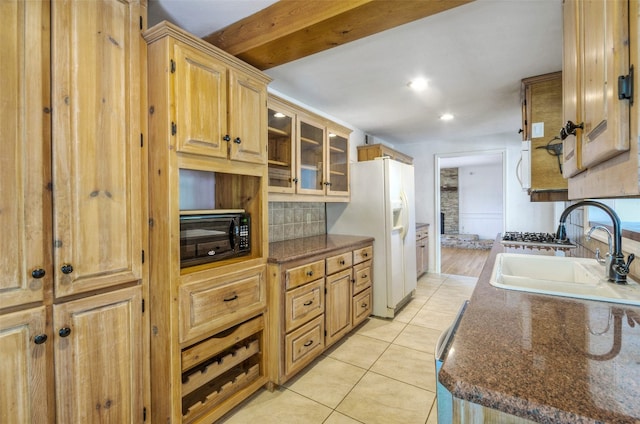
[
  {"left": 233, "top": 137, "right": 241, "bottom": 144},
  {"left": 223, "top": 134, "right": 231, "bottom": 142},
  {"left": 58, "top": 327, "right": 71, "bottom": 337},
  {"left": 306, "top": 270, "right": 314, "bottom": 276},
  {"left": 61, "top": 264, "right": 73, "bottom": 274},
  {"left": 34, "top": 334, "right": 48, "bottom": 344},
  {"left": 32, "top": 268, "right": 46, "bottom": 279}
]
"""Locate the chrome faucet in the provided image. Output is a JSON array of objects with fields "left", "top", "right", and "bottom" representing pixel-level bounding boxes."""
[
  {"left": 587, "top": 225, "right": 614, "bottom": 280},
  {"left": 556, "top": 200, "right": 635, "bottom": 284}
]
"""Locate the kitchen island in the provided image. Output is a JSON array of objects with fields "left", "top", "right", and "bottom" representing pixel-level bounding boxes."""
[{"left": 439, "top": 239, "right": 640, "bottom": 423}]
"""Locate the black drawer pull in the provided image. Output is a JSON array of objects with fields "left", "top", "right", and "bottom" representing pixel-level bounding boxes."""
[
  {"left": 223, "top": 294, "right": 238, "bottom": 302},
  {"left": 362, "top": 274, "right": 368, "bottom": 278},
  {"left": 58, "top": 327, "right": 71, "bottom": 337},
  {"left": 303, "top": 300, "right": 313, "bottom": 306},
  {"left": 303, "top": 340, "right": 313, "bottom": 347},
  {"left": 339, "top": 260, "right": 345, "bottom": 265},
  {"left": 34, "top": 334, "right": 48, "bottom": 344},
  {"left": 61, "top": 264, "right": 73, "bottom": 274},
  {"left": 32, "top": 268, "right": 46, "bottom": 279},
  {"left": 363, "top": 252, "right": 368, "bottom": 257},
  {"left": 306, "top": 270, "right": 314, "bottom": 276},
  {"left": 361, "top": 303, "right": 368, "bottom": 308}
]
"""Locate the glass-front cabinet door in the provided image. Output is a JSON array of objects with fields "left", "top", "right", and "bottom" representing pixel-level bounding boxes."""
[
  {"left": 267, "top": 106, "right": 295, "bottom": 193},
  {"left": 297, "top": 116, "right": 325, "bottom": 195},
  {"left": 326, "top": 128, "right": 349, "bottom": 197}
]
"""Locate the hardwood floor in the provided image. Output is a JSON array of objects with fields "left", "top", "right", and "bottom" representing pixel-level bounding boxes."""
[{"left": 440, "top": 246, "right": 491, "bottom": 277}]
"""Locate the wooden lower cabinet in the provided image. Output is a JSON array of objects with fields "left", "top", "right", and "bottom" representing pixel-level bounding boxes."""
[
  {"left": 453, "top": 397, "right": 536, "bottom": 423},
  {"left": 0, "top": 286, "right": 144, "bottom": 424},
  {"left": 416, "top": 224, "right": 429, "bottom": 277},
  {"left": 268, "top": 240, "right": 373, "bottom": 385},
  {"left": 53, "top": 286, "right": 144, "bottom": 424},
  {"left": 0, "top": 306, "right": 49, "bottom": 423},
  {"left": 150, "top": 263, "right": 269, "bottom": 424}
]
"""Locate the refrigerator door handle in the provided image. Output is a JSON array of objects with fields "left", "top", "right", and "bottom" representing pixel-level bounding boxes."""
[{"left": 400, "top": 190, "right": 409, "bottom": 240}]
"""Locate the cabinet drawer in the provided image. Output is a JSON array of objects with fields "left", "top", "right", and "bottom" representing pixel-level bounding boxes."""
[
  {"left": 353, "top": 245, "right": 373, "bottom": 265},
  {"left": 326, "top": 252, "right": 353, "bottom": 275},
  {"left": 286, "top": 260, "right": 325, "bottom": 290},
  {"left": 179, "top": 265, "right": 266, "bottom": 342},
  {"left": 285, "top": 315, "right": 324, "bottom": 377},
  {"left": 285, "top": 279, "right": 324, "bottom": 332},
  {"left": 353, "top": 260, "right": 372, "bottom": 294},
  {"left": 352, "top": 288, "right": 372, "bottom": 327}
]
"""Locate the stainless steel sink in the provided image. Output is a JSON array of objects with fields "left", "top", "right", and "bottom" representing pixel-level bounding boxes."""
[{"left": 490, "top": 253, "right": 640, "bottom": 306}]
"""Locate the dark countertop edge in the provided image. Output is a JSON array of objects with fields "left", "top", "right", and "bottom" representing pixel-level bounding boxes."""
[
  {"left": 439, "top": 236, "right": 640, "bottom": 424},
  {"left": 267, "top": 234, "right": 374, "bottom": 264}
]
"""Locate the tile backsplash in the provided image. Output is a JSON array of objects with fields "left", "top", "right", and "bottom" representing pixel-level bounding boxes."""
[{"left": 268, "top": 202, "right": 326, "bottom": 243}]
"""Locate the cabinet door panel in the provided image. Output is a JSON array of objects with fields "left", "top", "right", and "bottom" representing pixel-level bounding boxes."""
[
  {"left": 0, "top": 306, "right": 50, "bottom": 424},
  {"left": 229, "top": 70, "right": 268, "bottom": 164},
  {"left": 1, "top": 0, "right": 51, "bottom": 309},
  {"left": 53, "top": 285, "right": 143, "bottom": 424},
  {"left": 580, "top": 0, "right": 630, "bottom": 168},
  {"left": 174, "top": 41, "right": 228, "bottom": 159},
  {"left": 297, "top": 117, "right": 326, "bottom": 195},
  {"left": 51, "top": 0, "right": 143, "bottom": 297},
  {"left": 562, "top": 0, "right": 583, "bottom": 177},
  {"left": 268, "top": 104, "right": 296, "bottom": 193},
  {"left": 325, "top": 269, "right": 352, "bottom": 346},
  {"left": 326, "top": 129, "right": 349, "bottom": 196}
]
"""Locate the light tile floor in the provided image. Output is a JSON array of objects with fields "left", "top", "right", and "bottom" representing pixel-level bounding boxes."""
[{"left": 219, "top": 273, "right": 477, "bottom": 424}]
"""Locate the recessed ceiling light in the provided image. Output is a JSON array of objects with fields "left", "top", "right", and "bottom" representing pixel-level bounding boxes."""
[
  {"left": 408, "top": 78, "right": 428, "bottom": 91},
  {"left": 440, "top": 113, "right": 454, "bottom": 121}
]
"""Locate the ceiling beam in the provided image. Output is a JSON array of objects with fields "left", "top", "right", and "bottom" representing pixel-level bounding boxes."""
[{"left": 203, "top": 0, "right": 474, "bottom": 70}]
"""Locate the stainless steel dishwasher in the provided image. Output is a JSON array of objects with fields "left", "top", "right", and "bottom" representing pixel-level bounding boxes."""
[{"left": 434, "top": 300, "right": 469, "bottom": 423}]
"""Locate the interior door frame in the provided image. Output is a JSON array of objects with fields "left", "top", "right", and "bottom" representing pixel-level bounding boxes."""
[{"left": 433, "top": 150, "right": 506, "bottom": 273}]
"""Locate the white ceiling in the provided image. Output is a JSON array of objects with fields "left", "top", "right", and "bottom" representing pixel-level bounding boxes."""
[{"left": 149, "top": 0, "right": 563, "bottom": 146}]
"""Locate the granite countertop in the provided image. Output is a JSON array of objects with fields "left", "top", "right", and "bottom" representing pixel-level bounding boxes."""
[
  {"left": 268, "top": 234, "right": 374, "bottom": 264},
  {"left": 440, "top": 239, "right": 640, "bottom": 423}
]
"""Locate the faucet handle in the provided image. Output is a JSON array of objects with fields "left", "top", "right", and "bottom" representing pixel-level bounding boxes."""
[
  {"left": 613, "top": 254, "right": 635, "bottom": 278},
  {"left": 594, "top": 248, "right": 607, "bottom": 265}
]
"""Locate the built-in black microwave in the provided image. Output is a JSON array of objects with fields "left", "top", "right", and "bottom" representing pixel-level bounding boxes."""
[{"left": 179, "top": 211, "right": 250, "bottom": 268}]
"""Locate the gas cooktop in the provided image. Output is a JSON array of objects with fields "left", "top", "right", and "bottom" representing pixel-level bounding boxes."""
[{"left": 501, "top": 232, "right": 577, "bottom": 250}]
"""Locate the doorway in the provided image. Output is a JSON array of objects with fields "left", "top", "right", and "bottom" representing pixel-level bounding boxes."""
[{"left": 434, "top": 151, "right": 506, "bottom": 274}]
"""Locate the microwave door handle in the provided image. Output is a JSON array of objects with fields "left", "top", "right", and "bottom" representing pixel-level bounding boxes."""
[{"left": 229, "top": 220, "right": 236, "bottom": 250}]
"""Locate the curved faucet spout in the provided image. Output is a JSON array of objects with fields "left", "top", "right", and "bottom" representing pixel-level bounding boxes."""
[{"left": 556, "top": 200, "right": 633, "bottom": 284}]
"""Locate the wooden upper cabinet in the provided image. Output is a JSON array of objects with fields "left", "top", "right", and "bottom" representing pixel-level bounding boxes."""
[
  {"left": 562, "top": 0, "right": 582, "bottom": 177},
  {"left": 0, "top": 0, "right": 51, "bottom": 309},
  {"left": 228, "top": 69, "right": 268, "bottom": 164},
  {"left": 51, "top": 0, "right": 143, "bottom": 298},
  {"left": 174, "top": 41, "right": 229, "bottom": 159},
  {"left": 146, "top": 22, "right": 270, "bottom": 165},
  {"left": 521, "top": 72, "right": 568, "bottom": 198},
  {"left": 53, "top": 286, "right": 143, "bottom": 424},
  {"left": 563, "top": 0, "right": 631, "bottom": 174},
  {"left": 580, "top": 0, "right": 630, "bottom": 168}
]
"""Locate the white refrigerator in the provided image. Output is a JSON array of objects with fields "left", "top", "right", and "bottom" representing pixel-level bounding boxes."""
[{"left": 326, "top": 157, "right": 417, "bottom": 318}]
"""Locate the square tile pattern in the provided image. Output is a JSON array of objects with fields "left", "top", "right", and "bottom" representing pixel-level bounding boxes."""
[{"left": 219, "top": 273, "right": 477, "bottom": 424}]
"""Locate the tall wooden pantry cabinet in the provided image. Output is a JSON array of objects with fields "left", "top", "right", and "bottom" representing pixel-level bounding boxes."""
[
  {"left": 0, "top": 1, "right": 148, "bottom": 423},
  {"left": 144, "top": 21, "right": 271, "bottom": 424}
]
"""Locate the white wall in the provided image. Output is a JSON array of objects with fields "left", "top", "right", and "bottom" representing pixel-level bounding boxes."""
[
  {"left": 458, "top": 163, "right": 503, "bottom": 239},
  {"left": 402, "top": 131, "right": 559, "bottom": 272}
]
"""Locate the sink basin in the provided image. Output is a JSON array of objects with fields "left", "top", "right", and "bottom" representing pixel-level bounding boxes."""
[{"left": 490, "top": 253, "right": 640, "bottom": 306}]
